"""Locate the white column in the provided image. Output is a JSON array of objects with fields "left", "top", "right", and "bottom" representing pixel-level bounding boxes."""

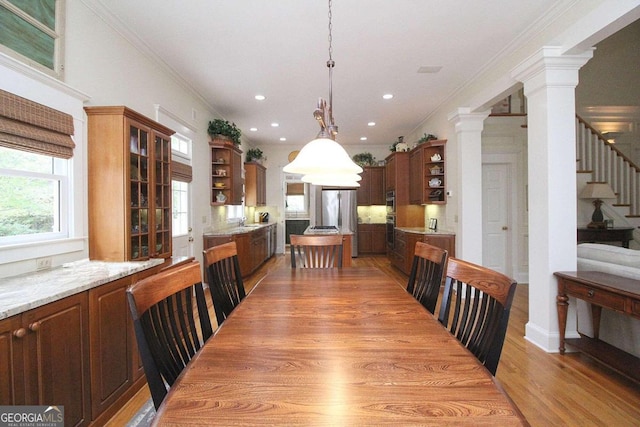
[
  {"left": 512, "top": 47, "right": 593, "bottom": 352},
  {"left": 448, "top": 108, "right": 490, "bottom": 264}
]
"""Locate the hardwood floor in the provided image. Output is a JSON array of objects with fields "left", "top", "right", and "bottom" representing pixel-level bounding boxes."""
[{"left": 107, "top": 254, "right": 640, "bottom": 426}]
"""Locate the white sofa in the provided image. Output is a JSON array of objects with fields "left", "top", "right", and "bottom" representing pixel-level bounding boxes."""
[{"left": 576, "top": 243, "right": 640, "bottom": 357}]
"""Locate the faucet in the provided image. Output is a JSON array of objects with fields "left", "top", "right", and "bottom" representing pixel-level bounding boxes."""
[{"left": 240, "top": 216, "right": 246, "bottom": 226}]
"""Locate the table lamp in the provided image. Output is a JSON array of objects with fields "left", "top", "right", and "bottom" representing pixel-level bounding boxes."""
[{"left": 579, "top": 182, "right": 616, "bottom": 229}]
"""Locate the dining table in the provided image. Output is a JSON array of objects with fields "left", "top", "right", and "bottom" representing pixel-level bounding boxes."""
[{"left": 152, "top": 266, "right": 527, "bottom": 426}]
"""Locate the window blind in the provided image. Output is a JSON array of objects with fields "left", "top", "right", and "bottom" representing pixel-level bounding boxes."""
[
  {"left": 0, "top": 89, "right": 75, "bottom": 159},
  {"left": 171, "top": 161, "right": 192, "bottom": 182}
]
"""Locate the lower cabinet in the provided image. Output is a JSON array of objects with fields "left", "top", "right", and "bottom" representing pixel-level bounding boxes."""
[
  {"left": 0, "top": 263, "right": 171, "bottom": 427},
  {"left": 203, "top": 224, "right": 277, "bottom": 278},
  {"left": 390, "top": 230, "right": 455, "bottom": 275},
  {"left": 0, "top": 293, "right": 91, "bottom": 427},
  {"left": 358, "top": 224, "right": 387, "bottom": 254}
]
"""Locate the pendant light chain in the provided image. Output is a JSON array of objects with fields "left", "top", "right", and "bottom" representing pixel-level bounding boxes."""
[
  {"left": 328, "top": 0, "right": 333, "bottom": 64},
  {"left": 326, "top": 0, "right": 336, "bottom": 137}
]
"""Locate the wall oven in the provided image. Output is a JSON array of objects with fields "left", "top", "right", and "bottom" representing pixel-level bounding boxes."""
[
  {"left": 386, "top": 190, "right": 395, "bottom": 215},
  {"left": 386, "top": 214, "right": 396, "bottom": 248}
]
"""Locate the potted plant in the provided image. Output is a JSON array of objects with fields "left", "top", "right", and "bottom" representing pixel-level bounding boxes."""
[
  {"left": 352, "top": 152, "right": 376, "bottom": 167},
  {"left": 208, "top": 119, "right": 242, "bottom": 146},
  {"left": 418, "top": 133, "right": 438, "bottom": 144},
  {"left": 246, "top": 147, "right": 265, "bottom": 163}
]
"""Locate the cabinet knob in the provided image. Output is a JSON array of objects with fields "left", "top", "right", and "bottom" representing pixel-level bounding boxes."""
[
  {"left": 13, "top": 328, "right": 26, "bottom": 338},
  {"left": 29, "top": 322, "right": 41, "bottom": 332},
  {"left": 502, "top": 226, "right": 509, "bottom": 230},
  {"left": 588, "top": 289, "right": 595, "bottom": 298}
]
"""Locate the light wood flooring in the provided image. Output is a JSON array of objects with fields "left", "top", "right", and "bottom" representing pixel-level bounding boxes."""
[{"left": 107, "top": 254, "right": 640, "bottom": 426}]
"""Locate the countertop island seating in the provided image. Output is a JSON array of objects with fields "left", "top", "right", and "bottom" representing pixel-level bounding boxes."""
[
  {"left": 203, "top": 241, "right": 246, "bottom": 326},
  {"left": 406, "top": 241, "right": 448, "bottom": 314},
  {"left": 289, "top": 234, "right": 344, "bottom": 268},
  {"left": 151, "top": 266, "right": 528, "bottom": 425},
  {"left": 126, "top": 260, "right": 213, "bottom": 410},
  {"left": 438, "top": 257, "right": 518, "bottom": 376}
]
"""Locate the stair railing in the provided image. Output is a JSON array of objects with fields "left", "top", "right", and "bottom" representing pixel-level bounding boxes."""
[{"left": 576, "top": 114, "right": 640, "bottom": 217}]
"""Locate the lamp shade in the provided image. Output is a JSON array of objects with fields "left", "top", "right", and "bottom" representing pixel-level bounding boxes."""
[
  {"left": 302, "top": 172, "right": 361, "bottom": 187},
  {"left": 579, "top": 182, "right": 616, "bottom": 199},
  {"left": 283, "top": 137, "right": 363, "bottom": 175}
]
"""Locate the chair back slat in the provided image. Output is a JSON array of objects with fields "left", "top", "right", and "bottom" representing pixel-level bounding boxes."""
[
  {"left": 437, "top": 257, "right": 517, "bottom": 375},
  {"left": 127, "top": 260, "right": 213, "bottom": 409},
  {"left": 204, "top": 241, "right": 246, "bottom": 326},
  {"left": 406, "top": 242, "right": 448, "bottom": 313},
  {"left": 289, "top": 234, "right": 343, "bottom": 268}
]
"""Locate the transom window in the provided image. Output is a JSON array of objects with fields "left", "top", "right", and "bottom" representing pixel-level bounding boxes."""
[{"left": 0, "top": 0, "right": 64, "bottom": 77}]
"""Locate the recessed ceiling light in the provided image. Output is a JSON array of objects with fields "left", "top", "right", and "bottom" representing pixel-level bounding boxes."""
[
  {"left": 360, "top": 137, "right": 367, "bottom": 141},
  {"left": 280, "top": 137, "right": 287, "bottom": 141},
  {"left": 255, "top": 95, "right": 266, "bottom": 100},
  {"left": 271, "top": 122, "right": 279, "bottom": 127},
  {"left": 383, "top": 94, "right": 393, "bottom": 100},
  {"left": 249, "top": 127, "right": 258, "bottom": 132},
  {"left": 367, "top": 122, "right": 376, "bottom": 126},
  {"left": 417, "top": 66, "right": 442, "bottom": 74}
]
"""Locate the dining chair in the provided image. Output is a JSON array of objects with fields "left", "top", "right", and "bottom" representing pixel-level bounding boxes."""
[
  {"left": 289, "top": 234, "right": 343, "bottom": 268},
  {"left": 203, "top": 241, "right": 246, "bottom": 326},
  {"left": 126, "top": 260, "right": 213, "bottom": 409},
  {"left": 437, "top": 257, "right": 517, "bottom": 376},
  {"left": 406, "top": 241, "right": 448, "bottom": 314}
]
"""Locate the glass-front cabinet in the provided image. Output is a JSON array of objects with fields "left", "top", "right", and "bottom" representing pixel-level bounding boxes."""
[{"left": 86, "top": 106, "right": 174, "bottom": 261}]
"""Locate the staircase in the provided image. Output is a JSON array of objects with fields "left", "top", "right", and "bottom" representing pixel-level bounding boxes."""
[{"left": 576, "top": 115, "right": 640, "bottom": 241}]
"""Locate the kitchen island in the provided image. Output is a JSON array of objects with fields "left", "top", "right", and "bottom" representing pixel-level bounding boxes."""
[{"left": 303, "top": 225, "right": 353, "bottom": 267}]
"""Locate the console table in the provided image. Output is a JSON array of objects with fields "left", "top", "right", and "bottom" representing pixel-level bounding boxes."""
[
  {"left": 577, "top": 227, "right": 634, "bottom": 248},
  {"left": 554, "top": 271, "right": 640, "bottom": 383}
]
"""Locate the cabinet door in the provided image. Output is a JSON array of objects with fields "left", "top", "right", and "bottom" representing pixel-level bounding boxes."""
[
  {"left": 369, "top": 168, "right": 386, "bottom": 205},
  {"left": 409, "top": 149, "right": 423, "bottom": 204},
  {"left": 89, "top": 277, "right": 132, "bottom": 418},
  {"left": 0, "top": 315, "right": 25, "bottom": 405},
  {"left": 357, "top": 168, "right": 371, "bottom": 206},
  {"left": 152, "top": 131, "right": 172, "bottom": 258},
  {"left": 424, "top": 234, "right": 456, "bottom": 257},
  {"left": 231, "top": 150, "right": 244, "bottom": 205},
  {"left": 385, "top": 155, "right": 396, "bottom": 191},
  {"left": 23, "top": 293, "right": 90, "bottom": 427},
  {"left": 234, "top": 233, "right": 252, "bottom": 277},
  {"left": 128, "top": 118, "right": 152, "bottom": 260},
  {"left": 357, "top": 225, "right": 373, "bottom": 253},
  {"left": 371, "top": 224, "right": 387, "bottom": 253}
]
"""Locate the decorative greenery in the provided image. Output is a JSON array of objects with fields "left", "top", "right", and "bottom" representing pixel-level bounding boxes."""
[
  {"left": 418, "top": 133, "right": 438, "bottom": 144},
  {"left": 208, "top": 119, "right": 242, "bottom": 146},
  {"left": 246, "top": 148, "right": 264, "bottom": 162},
  {"left": 352, "top": 152, "right": 376, "bottom": 167}
]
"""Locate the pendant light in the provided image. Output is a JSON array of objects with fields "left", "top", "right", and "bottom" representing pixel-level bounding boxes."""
[{"left": 283, "top": 0, "right": 363, "bottom": 185}]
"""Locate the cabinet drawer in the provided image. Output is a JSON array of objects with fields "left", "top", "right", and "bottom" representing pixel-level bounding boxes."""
[
  {"left": 632, "top": 300, "right": 640, "bottom": 318},
  {"left": 564, "top": 282, "right": 626, "bottom": 312}
]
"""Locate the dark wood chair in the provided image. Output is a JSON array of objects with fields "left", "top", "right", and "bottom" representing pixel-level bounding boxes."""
[
  {"left": 203, "top": 241, "right": 246, "bottom": 326},
  {"left": 437, "top": 257, "right": 517, "bottom": 376},
  {"left": 126, "top": 260, "right": 213, "bottom": 409},
  {"left": 406, "top": 241, "right": 448, "bottom": 314},
  {"left": 289, "top": 234, "right": 343, "bottom": 268}
]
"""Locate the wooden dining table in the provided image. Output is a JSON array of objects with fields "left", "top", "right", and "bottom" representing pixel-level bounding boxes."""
[{"left": 152, "top": 266, "right": 527, "bottom": 426}]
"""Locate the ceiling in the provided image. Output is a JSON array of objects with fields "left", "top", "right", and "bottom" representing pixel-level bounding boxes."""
[{"left": 94, "top": 0, "right": 562, "bottom": 148}]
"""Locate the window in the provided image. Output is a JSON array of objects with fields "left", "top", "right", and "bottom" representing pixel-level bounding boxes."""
[
  {"left": 0, "top": 0, "right": 64, "bottom": 77},
  {"left": 172, "top": 180, "right": 188, "bottom": 237},
  {"left": 0, "top": 146, "right": 69, "bottom": 243}
]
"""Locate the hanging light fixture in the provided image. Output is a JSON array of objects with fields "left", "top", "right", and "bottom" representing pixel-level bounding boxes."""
[{"left": 283, "top": 0, "right": 363, "bottom": 186}]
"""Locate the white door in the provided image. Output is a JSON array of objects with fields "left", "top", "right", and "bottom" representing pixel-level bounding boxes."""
[
  {"left": 482, "top": 163, "right": 511, "bottom": 275},
  {"left": 172, "top": 180, "right": 193, "bottom": 258}
]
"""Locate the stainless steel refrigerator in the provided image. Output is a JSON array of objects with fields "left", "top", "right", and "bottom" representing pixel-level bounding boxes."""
[{"left": 315, "top": 188, "right": 358, "bottom": 257}]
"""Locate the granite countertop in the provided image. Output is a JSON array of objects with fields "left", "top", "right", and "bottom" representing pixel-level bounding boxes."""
[
  {"left": 396, "top": 227, "right": 455, "bottom": 235},
  {"left": 0, "top": 258, "right": 164, "bottom": 320},
  {"left": 203, "top": 222, "right": 275, "bottom": 237}
]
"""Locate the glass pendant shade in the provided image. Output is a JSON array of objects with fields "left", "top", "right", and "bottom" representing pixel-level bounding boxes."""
[
  {"left": 283, "top": 137, "right": 363, "bottom": 176},
  {"left": 302, "top": 172, "right": 361, "bottom": 187}
]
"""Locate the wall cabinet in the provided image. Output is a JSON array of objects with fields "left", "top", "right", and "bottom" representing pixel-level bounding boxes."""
[
  {"left": 85, "top": 106, "right": 174, "bottom": 261},
  {"left": 245, "top": 162, "right": 266, "bottom": 206},
  {"left": 385, "top": 151, "right": 410, "bottom": 204},
  {"left": 409, "top": 140, "right": 447, "bottom": 205},
  {"left": 358, "top": 224, "right": 387, "bottom": 254},
  {"left": 210, "top": 142, "right": 243, "bottom": 205},
  {"left": 0, "top": 293, "right": 91, "bottom": 427},
  {"left": 357, "top": 166, "right": 385, "bottom": 206}
]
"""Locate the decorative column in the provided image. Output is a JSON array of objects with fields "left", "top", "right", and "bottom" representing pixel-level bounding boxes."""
[
  {"left": 448, "top": 108, "right": 490, "bottom": 264},
  {"left": 512, "top": 47, "right": 593, "bottom": 351}
]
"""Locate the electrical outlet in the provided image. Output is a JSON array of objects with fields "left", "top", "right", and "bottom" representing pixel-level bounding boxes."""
[{"left": 36, "top": 257, "right": 52, "bottom": 270}]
